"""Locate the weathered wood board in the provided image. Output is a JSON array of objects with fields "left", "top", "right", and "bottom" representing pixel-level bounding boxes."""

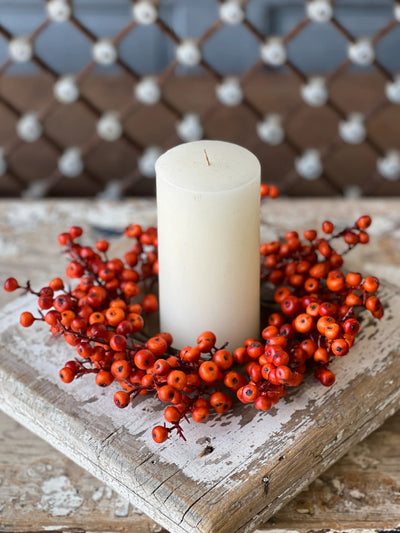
[
  {"left": 2, "top": 410, "right": 400, "bottom": 533},
  {"left": 0, "top": 284, "right": 399, "bottom": 533},
  {"left": 1, "top": 199, "right": 400, "bottom": 533}
]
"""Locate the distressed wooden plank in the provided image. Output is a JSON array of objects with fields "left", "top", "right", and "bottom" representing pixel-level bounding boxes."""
[
  {"left": 2, "top": 410, "right": 400, "bottom": 533},
  {"left": 1, "top": 284, "right": 399, "bottom": 533},
  {"left": 1, "top": 199, "right": 400, "bottom": 533}
]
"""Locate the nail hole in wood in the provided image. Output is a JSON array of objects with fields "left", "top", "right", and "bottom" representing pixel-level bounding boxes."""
[
  {"left": 279, "top": 455, "right": 285, "bottom": 461},
  {"left": 200, "top": 445, "right": 214, "bottom": 457},
  {"left": 262, "top": 475, "right": 270, "bottom": 495}
]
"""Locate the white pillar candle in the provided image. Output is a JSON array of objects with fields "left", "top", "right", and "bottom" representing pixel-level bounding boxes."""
[{"left": 155, "top": 140, "right": 261, "bottom": 350}]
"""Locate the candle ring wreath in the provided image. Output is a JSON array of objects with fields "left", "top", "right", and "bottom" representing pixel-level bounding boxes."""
[{"left": 4, "top": 185, "right": 384, "bottom": 444}]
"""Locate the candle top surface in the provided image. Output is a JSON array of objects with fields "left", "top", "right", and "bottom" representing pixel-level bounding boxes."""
[{"left": 155, "top": 140, "right": 260, "bottom": 193}]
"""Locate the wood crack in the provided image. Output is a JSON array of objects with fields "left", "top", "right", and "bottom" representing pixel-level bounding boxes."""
[{"left": 101, "top": 426, "right": 123, "bottom": 446}]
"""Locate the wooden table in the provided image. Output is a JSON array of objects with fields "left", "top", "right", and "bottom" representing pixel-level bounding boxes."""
[{"left": 1, "top": 198, "right": 400, "bottom": 532}]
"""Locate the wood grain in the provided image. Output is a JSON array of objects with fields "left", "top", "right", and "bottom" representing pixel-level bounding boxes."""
[{"left": 1, "top": 199, "right": 400, "bottom": 533}]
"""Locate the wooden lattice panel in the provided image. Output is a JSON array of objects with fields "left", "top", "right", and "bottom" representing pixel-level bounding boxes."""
[{"left": 0, "top": 0, "right": 400, "bottom": 197}]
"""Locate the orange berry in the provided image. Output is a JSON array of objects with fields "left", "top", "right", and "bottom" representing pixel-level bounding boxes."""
[
  {"left": 210, "top": 392, "right": 232, "bottom": 413},
  {"left": 213, "top": 349, "right": 233, "bottom": 370},
  {"left": 363, "top": 276, "right": 379, "bottom": 292},
  {"left": 293, "top": 313, "right": 314, "bottom": 333},
  {"left": 167, "top": 370, "right": 187, "bottom": 391},
  {"left": 142, "top": 293, "right": 158, "bottom": 313},
  {"left": 316, "top": 316, "right": 336, "bottom": 335},
  {"left": 95, "top": 370, "right": 114, "bottom": 387},
  {"left": 324, "top": 323, "right": 341, "bottom": 340},
  {"left": 146, "top": 335, "right": 168, "bottom": 356},
  {"left": 197, "top": 331, "right": 216, "bottom": 353},
  {"left": 331, "top": 338, "right": 349, "bottom": 357},
  {"left": 326, "top": 270, "right": 345, "bottom": 292},
  {"left": 164, "top": 406, "right": 181, "bottom": 424},
  {"left": 20, "top": 311, "right": 35, "bottom": 327},
  {"left": 114, "top": 391, "right": 130, "bottom": 408},
  {"left": 313, "top": 347, "right": 329, "bottom": 364},
  {"left": 105, "top": 307, "right": 125, "bottom": 326},
  {"left": 346, "top": 272, "right": 362, "bottom": 287},
  {"left": 199, "top": 361, "right": 219, "bottom": 383},
  {"left": 356, "top": 215, "right": 372, "bottom": 229},
  {"left": 152, "top": 425, "right": 168, "bottom": 443},
  {"left": 322, "top": 220, "right": 334, "bottom": 233},
  {"left": 192, "top": 406, "right": 209, "bottom": 423}
]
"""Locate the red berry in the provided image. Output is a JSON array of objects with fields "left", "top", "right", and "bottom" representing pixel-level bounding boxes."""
[
  {"left": 197, "top": 331, "right": 216, "bottom": 353},
  {"left": 141, "top": 294, "right": 158, "bottom": 313},
  {"left": 152, "top": 425, "right": 169, "bottom": 443},
  {"left": 58, "top": 232, "right": 72, "bottom": 246},
  {"left": 4, "top": 277, "right": 19, "bottom": 292},
  {"left": 114, "top": 390, "right": 130, "bottom": 408},
  {"left": 356, "top": 215, "right": 371, "bottom": 229},
  {"left": 20, "top": 311, "right": 35, "bottom": 327},
  {"left": 198, "top": 361, "right": 219, "bottom": 383},
  {"left": 96, "top": 240, "right": 109, "bottom": 252},
  {"left": 59, "top": 367, "right": 75, "bottom": 383},
  {"left": 363, "top": 276, "right": 379, "bottom": 293},
  {"left": 69, "top": 226, "right": 83, "bottom": 239},
  {"left": 322, "top": 220, "right": 334, "bottom": 234},
  {"left": 316, "top": 368, "right": 335, "bottom": 386}
]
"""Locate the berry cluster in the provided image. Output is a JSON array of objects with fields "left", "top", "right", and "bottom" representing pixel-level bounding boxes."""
[{"left": 3, "top": 206, "right": 383, "bottom": 443}]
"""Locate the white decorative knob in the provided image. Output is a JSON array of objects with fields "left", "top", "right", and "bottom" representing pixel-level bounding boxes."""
[
  {"left": 176, "top": 40, "right": 202, "bottom": 67},
  {"left": 338, "top": 113, "right": 366, "bottom": 145},
  {"left": 133, "top": 1, "right": 158, "bottom": 25},
  {"left": 385, "top": 75, "right": 400, "bottom": 104},
  {"left": 9, "top": 37, "right": 33, "bottom": 63},
  {"left": 219, "top": 1, "right": 245, "bottom": 25},
  {"left": 260, "top": 37, "right": 287, "bottom": 67},
  {"left": 377, "top": 150, "right": 400, "bottom": 180},
  {"left": 257, "top": 114, "right": 284, "bottom": 145},
  {"left": 301, "top": 77, "right": 328, "bottom": 106},
  {"left": 344, "top": 185, "right": 362, "bottom": 198},
  {"left": 53, "top": 75, "right": 79, "bottom": 103},
  {"left": 16, "top": 113, "right": 42, "bottom": 143},
  {"left": 58, "top": 147, "right": 83, "bottom": 178},
  {"left": 135, "top": 77, "right": 161, "bottom": 105},
  {"left": 97, "top": 180, "right": 122, "bottom": 200},
  {"left": 92, "top": 39, "right": 117, "bottom": 65},
  {"left": 47, "top": 0, "right": 71, "bottom": 22},
  {"left": 138, "top": 146, "right": 162, "bottom": 178},
  {"left": 176, "top": 113, "right": 203, "bottom": 142},
  {"left": 22, "top": 179, "right": 49, "bottom": 199},
  {"left": 295, "top": 149, "right": 323, "bottom": 180},
  {"left": 394, "top": 4, "right": 400, "bottom": 22},
  {"left": 0, "top": 148, "right": 7, "bottom": 176},
  {"left": 348, "top": 39, "right": 374, "bottom": 66},
  {"left": 216, "top": 77, "right": 243, "bottom": 106},
  {"left": 97, "top": 112, "right": 122, "bottom": 142},
  {"left": 306, "top": 0, "right": 333, "bottom": 23}
]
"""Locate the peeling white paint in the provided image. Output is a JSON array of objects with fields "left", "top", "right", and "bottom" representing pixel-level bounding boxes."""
[
  {"left": 349, "top": 488, "right": 366, "bottom": 499},
  {"left": 42, "top": 526, "right": 69, "bottom": 531},
  {"left": 331, "top": 478, "right": 345, "bottom": 494},
  {"left": 37, "top": 475, "right": 83, "bottom": 517},
  {"left": 114, "top": 494, "right": 130, "bottom": 517},
  {"left": 0, "top": 237, "right": 19, "bottom": 256},
  {"left": 92, "top": 485, "right": 113, "bottom": 502}
]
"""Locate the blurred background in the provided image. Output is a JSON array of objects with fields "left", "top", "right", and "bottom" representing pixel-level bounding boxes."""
[{"left": 0, "top": 0, "right": 400, "bottom": 198}]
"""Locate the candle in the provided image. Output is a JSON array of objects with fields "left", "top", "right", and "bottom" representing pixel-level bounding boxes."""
[{"left": 155, "top": 140, "right": 261, "bottom": 349}]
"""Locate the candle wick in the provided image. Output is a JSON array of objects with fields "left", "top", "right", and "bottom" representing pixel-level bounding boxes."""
[{"left": 203, "top": 149, "right": 211, "bottom": 166}]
